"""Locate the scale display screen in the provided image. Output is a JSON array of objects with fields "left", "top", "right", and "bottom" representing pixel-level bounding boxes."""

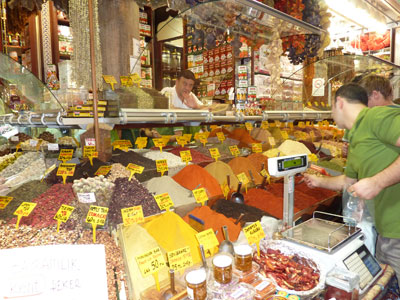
[
  {"left": 343, "top": 244, "right": 381, "bottom": 290},
  {"left": 278, "top": 156, "right": 307, "bottom": 172},
  {"left": 283, "top": 158, "right": 303, "bottom": 169}
]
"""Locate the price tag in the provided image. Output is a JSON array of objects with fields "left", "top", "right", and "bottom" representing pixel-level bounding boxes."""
[
  {"left": 41, "top": 164, "right": 57, "bottom": 182},
  {"left": 156, "top": 159, "right": 168, "bottom": 176},
  {"left": 194, "top": 132, "right": 200, "bottom": 141},
  {"left": 54, "top": 204, "right": 75, "bottom": 233},
  {"left": 0, "top": 196, "right": 13, "bottom": 209},
  {"left": 176, "top": 136, "right": 187, "bottom": 147},
  {"left": 57, "top": 163, "right": 76, "bottom": 184},
  {"left": 307, "top": 101, "right": 312, "bottom": 107},
  {"left": 269, "top": 122, "right": 275, "bottom": 128},
  {"left": 209, "top": 148, "right": 220, "bottom": 161},
  {"left": 210, "top": 125, "right": 219, "bottom": 131},
  {"left": 95, "top": 165, "right": 112, "bottom": 176},
  {"left": 153, "top": 138, "right": 165, "bottom": 152},
  {"left": 10, "top": 136, "right": 19, "bottom": 142},
  {"left": 86, "top": 205, "right": 109, "bottom": 243},
  {"left": 135, "top": 137, "right": 148, "bottom": 149},
  {"left": 192, "top": 187, "right": 208, "bottom": 206},
  {"left": 29, "top": 139, "right": 38, "bottom": 147},
  {"left": 83, "top": 146, "right": 98, "bottom": 166},
  {"left": 260, "top": 169, "right": 271, "bottom": 184},
  {"left": 216, "top": 132, "right": 225, "bottom": 143},
  {"left": 85, "top": 138, "right": 96, "bottom": 146},
  {"left": 183, "top": 134, "right": 192, "bottom": 143},
  {"left": 222, "top": 183, "right": 230, "bottom": 200},
  {"left": 120, "top": 75, "right": 133, "bottom": 87},
  {"left": 252, "top": 143, "right": 262, "bottom": 153},
  {"left": 196, "top": 228, "right": 219, "bottom": 258},
  {"left": 136, "top": 247, "right": 166, "bottom": 278},
  {"left": 47, "top": 143, "right": 59, "bottom": 151},
  {"left": 162, "top": 135, "right": 171, "bottom": 146},
  {"left": 199, "top": 133, "right": 208, "bottom": 146},
  {"left": 321, "top": 102, "right": 326, "bottom": 107},
  {"left": 310, "top": 131, "right": 316, "bottom": 142},
  {"left": 298, "top": 121, "right": 305, "bottom": 128},
  {"left": 130, "top": 73, "right": 142, "bottom": 87},
  {"left": 167, "top": 246, "right": 193, "bottom": 273},
  {"left": 243, "top": 221, "right": 265, "bottom": 257},
  {"left": 288, "top": 122, "right": 294, "bottom": 129},
  {"left": 229, "top": 145, "right": 240, "bottom": 157},
  {"left": 77, "top": 193, "right": 96, "bottom": 204},
  {"left": 314, "top": 101, "right": 319, "bottom": 107},
  {"left": 126, "top": 163, "right": 144, "bottom": 181},
  {"left": 237, "top": 172, "right": 249, "bottom": 185},
  {"left": 245, "top": 122, "right": 253, "bottom": 132},
  {"left": 261, "top": 121, "right": 269, "bottom": 129},
  {"left": 180, "top": 150, "right": 192, "bottom": 165},
  {"left": 281, "top": 131, "right": 289, "bottom": 140},
  {"left": 102, "top": 75, "right": 117, "bottom": 90},
  {"left": 268, "top": 137, "right": 276, "bottom": 147},
  {"left": 203, "top": 131, "right": 210, "bottom": 139},
  {"left": 154, "top": 192, "right": 174, "bottom": 211},
  {"left": 58, "top": 149, "right": 74, "bottom": 163},
  {"left": 14, "top": 202, "right": 37, "bottom": 229},
  {"left": 112, "top": 139, "right": 132, "bottom": 150},
  {"left": 275, "top": 120, "right": 281, "bottom": 128},
  {"left": 306, "top": 121, "right": 311, "bottom": 127},
  {"left": 121, "top": 206, "right": 145, "bottom": 226}
]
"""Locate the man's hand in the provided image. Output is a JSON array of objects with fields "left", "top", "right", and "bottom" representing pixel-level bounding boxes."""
[
  {"left": 303, "top": 174, "right": 321, "bottom": 188},
  {"left": 348, "top": 177, "right": 382, "bottom": 200},
  {"left": 182, "top": 92, "right": 199, "bottom": 109}
]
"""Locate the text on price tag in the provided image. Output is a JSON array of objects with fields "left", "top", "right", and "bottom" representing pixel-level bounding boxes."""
[
  {"left": 95, "top": 165, "right": 112, "bottom": 176},
  {"left": 261, "top": 121, "right": 269, "bottom": 129},
  {"left": 14, "top": 202, "right": 36, "bottom": 217},
  {"left": 180, "top": 150, "right": 192, "bottom": 163},
  {"left": 135, "top": 137, "right": 148, "bottom": 149},
  {"left": 136, "top": 247, "right": 166, "bottom": 277},
  {"left": 153, "top": 138, "right": 165, "bottom": 149},
  {"left": 229, "top": 145, "right": 240, "bottom": 157},
  {"left": 243, "top": 221, "right": 265, "bottom": 246},
  {"left": 156, "top": 159, "right": 168, "bottom": 174},
  {"left": 121, "top": 206, "right": 144, "bottom": 226},
  {"left": 199, "top": 133, "right": 208, "bottom": 145},
  {"left": 58, "top": 149, "right": 73, "bottom": 162},
  {"left": 85, "top": 205, "right": 109, "bottom": 226},
  {"left": 275, "top": 120, "right": 281, "bottom": 128},
  {"left": 176, "top": 136, "right": 187, "bottom": 147},
  {"left": 196, "top": 228, "right": 219, "bottom": 256},
  {"left": 192, "top": 188, "right": 208, "bottom": 204},
  {"left": 0, "top": 196, "right": 13, "bottom": 209},
  {"left": 127, "top": 163, "right": 144, "bottom": 174},
  {"left": 167, "top": 246, "right": 193, "bottom": 272},
  {"left": 83, "top": 146, "right": 98, "bottom": 158},
  {"left": 245, "top": 122, "right": 253, "bottom": 132},
  {"left": 54, "top": 204, "right": 75, "bottom": 223},
  {"left": 216, "top": 132, "right": 225, "bottom": 142},
  {"left": 237, "top": 172, "right": 250, "bottom": 185},
  {"left": 154, "top": 193, "right": 174, "bottom": 211},
  {"left": 183, "top": 134, "right": 192, "bottom": 143},
  {"left": 281, "top": 131, "right": 289, "bottom": 140},
  {"left": 209, "top": 148, "right": 220, "bottom": 161},
  {"left": 112, "top": 139, "right": 132, "bottom": 150},
  {"left": 268, "top": 137, "right": 276, "bottom": 147},
  {"left": 57, "top": 163, "right": 76, "bottom": 177},
  {"left": 252, "top": 143, "right": 262, "bottom": 153}
]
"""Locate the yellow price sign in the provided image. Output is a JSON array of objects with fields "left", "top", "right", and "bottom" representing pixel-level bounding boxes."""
[
  {"left": 321, "top": 102, "right": 326, "bottom": 107},
  {"left": 209, "top": 148, "right": 221, "bottom": 161},
  {"left": 121, "top": 206, "right": 145, "bottom": 226},
  {"left": 156, "top": 159, "right": 168, "bottom": 176},
  {"left": 154, "top": 192, "right": 174, "bottom": 211},
  {"left": 306, "top": 121, "right": 311, "bottom": 127},
  {"left": 245, "top": 122, "right": 253, "bottom": 132},
  {"left": 222, "top": 183, "right": 230, "bottom": 200},
  {"left": 130, "top": 73, "right": 142, "bottom": 87},
  {"left": 102, "top": 75, "right": 117, "bottom": 90},
  {"left": 112, "top": 139, "right": 132, "bottom": 150},
  {"left": 135, "top": 137, "right": 148, "bottom": 149},
  {"left": 314, "top": 101, "right": 319, "bottom": 107},
  {"left": 203, "top": 131, "right": 210, "bottom": 139},
  {"left": 153, "top": 138, "right": 165, "bottom": 152},
  {"left": 193, "top": 187, "right": 208, "bottom": 205},
  {"left": 261, "top": 121, "right": 269, "bottom": 129},
  {"left": 194, "top": 132, "right": 200, "bottom": 141},
  {"left": 58, "top": 149, "right": 74, "bottom": 163},
  {"left": 176, "top": 136, "right": 187, "bottom": 147},
  {"left": 275, "top": 120, "right": 281, "bottom": 128},
  {"left": 14, "top": 202, "right": 37, "bottom": 229},
  {"left": 288, "top": 122, "right": 294, "bottom": 129},
  {"left": 298, "top": 121, "right": 305, "bottom": 128},
  {"left": 120, "top": 75, "right": 133, "bottom": 87},
  {"left": 310, "top": 131, "right": 316, "bottom": 142},
  {"left": 83, "top": 146, "right": 98, "bottom": 166},
  {"left": 196, "top": 228, "right": 219, "bottom": 258},
  {"left": 252, "top": 143, "right": 262, "bottom": 153},
  {"left": 136, "top": 247, "right": 166, "bottom": 278},
  {"left": 229, "top": 145, "right": 240, "bottom": 157},
  {"left": 180, "top": 150, "right": 192, "bottom": 165},
  {"left": 260, "top": 169, "right": 271, "bottom": 184},
  {"left": 243, "top": 221, "right": 266, "bottom": 256},
  {"left": 307, "top": 101, "right": 312, "bottom": 107},
  {"left": 281, "top": 131, "right": 289, "bottom": 140},
  {"left": 54, "top": 204, "right": 75, "bottom": 233},
  {"left": 95, "top": 165, "right": 112, "bottom": 176},
  {"left": 268, "top": 137, "right": 276, "bottom": 147},
  {"left": 86, "top": 205, "right": 109, "bottom": 243},
  {"left": 161, "top": 135, "right": 171, "bottom": 146},
  {"left": 0, "top": 196, "right": 13, "bottom": 209},
  {"left": 57, "top": 163, "right": 76, "bottom": 184},
  {"left": 216, "top": 132, "right": 225, "bottom": 143},
  {"left": 210, "top": 125, "right": 219, "bottom": 131},
  {"left": 237, "top": 172, "right": 250, "bottom": 185},
  {"left": 167, "top": 246, "right": 193, "bottom": 273},
  {"left": 199, "top": 134, "right": 208, "bottom": 146},
  {"left": 183, "top": 134, "right": 192, "bottom": 143},
  {"left": 126, "top": 163, "right": 144, "bottom": 181}
]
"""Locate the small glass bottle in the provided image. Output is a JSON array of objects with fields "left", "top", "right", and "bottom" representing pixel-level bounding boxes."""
[
  {"left": 213, "top": 254, "right": 233, "bottom": 284},
  {"left": 185, "top": 269, "right": 207, "bottom": 300},
  {"left": 234, "top": 245, "right": 253, "bottom": 272}
]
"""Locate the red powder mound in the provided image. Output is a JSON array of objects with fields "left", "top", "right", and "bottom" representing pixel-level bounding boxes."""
[{"left": 228, "top": 128, "right": 259, "bottom": 148}]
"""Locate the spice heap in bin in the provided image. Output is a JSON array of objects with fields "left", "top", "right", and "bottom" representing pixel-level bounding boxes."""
[{"left": 4, "top": 121, "right": 396, "bottom": 300}]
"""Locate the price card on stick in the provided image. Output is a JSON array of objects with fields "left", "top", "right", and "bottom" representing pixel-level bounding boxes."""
[
  {"left": 260, "top": 169, "right": 271, "bottom": 184},
  {"left": 95, "top": 165, "right": 112, "bottom": 176},
  {"left": 83, "top": 146, "right": 98, "bottom": 166},
  {"left": 180, "top": 150, "right": 192, "bottom": 165},
  {"left": 0, "top": 196, "right": 13, "bottom": 209},
  {"left": 196, "top": 228, "right": 219, "bottom": 258},
  {"left": 261, "top": 121, "right": 269, "bottom": 130},
  {"left": 153, "top": 138, "right": 165, "bottom": 152},
  {"left": 102, "top": 75, "right": 117, "bottom": 90},
  {"left": 136, "top": 247, "right": 166, "bottom": 291},
  {"left": 229, "top": 145, "right": 240, "bottom": 157},
  {"left": 221, "top": 183, "right": 230, "bottom": 200},
  {"left": 216, "top": 132, "right": 225, "bottom": 143},
  {"left": 130, "top": 73, "right": 142, "bottom": 87},
  {"left": 199, "top": 133, "right": 208, "bottom": 147},
  {"left": 135, "top": 137, "right": 148, "bottom": 149},
  {"left": 154, "top": 192, "right": 174, "bottom": 211},
  {"left": 126, "top": 163, "right": 144, "bottom": 181},
  {"left": 58, "top": 149, "right": 74, "bottom": 163},
  {"left": 183, "top": 134, "right": 192, "bottom": 143},
  {"left": 281, "top": 131, "right": 289, "bottom": 140},
  {"left": 268, "top": 137, "right": 276, "bottom": 148},
  {"left": 176, "top": 136, "right": 187, "bottom": 147},
  {"left": 156, "top": 159, "right": 168, "bottom": 176},
  {"left": 274, "top": 120, "right": 281, "bottom": 128},
  {"left": 245, "top": 122, "right": 253, "bottom": 132},
  {"left": 54, "top": 204, "right": 75, "bottom": 233},
  {"left": 243, "top": 221, "right": 265, "bottom": 257},
  {"left": 193, "top": 187, "right": 208, "bottom": 206},
  {"left": 209, "top": 148, "right": 220, "bottom": 161},
  {"left": 14, "top": 202, "right": 37, "bottom": 229},
  {"left": 86, "top": 205, "right": 109, "bottom": 243},
  {"left": 237, "top": 172, "right": 250, "bottom": 193},
  {"left": 252, "top": 143, "right": 262, "bottom": 153},
  {"left": 120, "top": 75, "right": 133, "bottom": 87},
  {"left": 121, "top": 206, "right": 145, "bottom": 226},
  {"left": 57, "top": 163, "right": 76, "bottom": 184},
  {"left": 167, "top": 246, "right": 193, "bottom": 273},
  {"left": 112, "top": 139, "right": 132, "bottom": 151}
]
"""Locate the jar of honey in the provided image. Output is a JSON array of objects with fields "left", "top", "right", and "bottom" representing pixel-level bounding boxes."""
[
  {"left": 213, "top": 254, "right": 233, "bottom": 284},
  {"left": 234, "top": 245, "right": 253, "bottom": 272},
  {"left": 185, "top": 268, "right": 207, "bottom": 300}
]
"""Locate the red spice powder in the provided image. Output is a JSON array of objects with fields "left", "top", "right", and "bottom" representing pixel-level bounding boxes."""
[
  {"left": 227, "top": 128, "right": 259, "bottom": 148},
  {"left": 228, "top": 156, "right": 263, "bottom": 185},
  {"left": 247, "top": 153, "right": 269, "bottom": 172},
  {"left": 170, "top": 146, "right": 213, "bottom": 164}
]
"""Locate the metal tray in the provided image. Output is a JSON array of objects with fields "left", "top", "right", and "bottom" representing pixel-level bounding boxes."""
[{"left": 282, "top": 211, "right": 361, "bottom": 253}]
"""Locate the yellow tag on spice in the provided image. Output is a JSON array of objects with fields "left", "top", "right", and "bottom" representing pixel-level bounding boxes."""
[
  {"left": 156, "top": 159, "right": 168, "bottom": 176},
  {"left": 57, "top": 163, "right": 76, "bottom": 184},
  {"left": 199, "top": 134, "right": 208, "bottom": 147},
  {"left": 167, "top": 246, "right": 193, "bottom": 273},
  {"left": 261, "top": 121, "right": 269, "bottom": 129},
  {"left": 216, "top": 132, "right": 225, "bottom": 143},
  {"left": 245, "top": 122, "right": 253, "bottom": 132},
  {"left": 95, "top": 165, "right": 112, "bottom": 176},
  {"left": 130, "top": 73, "right": 142, "bottom": 87},
  {"left": 154, "top": 192, "right": 174, "bottom": 211},
  {"left": 14, "top": 202, "right": 37, "bottom": 229},
  {"left": 288, "top": 122, "right": 294, "bottom": 129},
  {"left": 298, "top": 121, "right": 305, "bottom": 128},
  {"left": 54, "top": 204, "right": 75, "bottom": 233},
  {"left": 275, "top": 120, "right": 281, "bottom": 128},
  {"left": 121, "top": 206, "right": 145, "bottom": 226},
  {"left": 196, "top": 228, "right": 219, "bottom": 258},
  {"left": 176, "top": 136, "right": 187, "bottom": 147},
  {"left": 183, "top": 134, "right": 192, "bottom": 143},
  {"left": 222, "top": 183, "right": 230, "bottom": 200},
  {"left": 180, "top": 150, "right": 192, "bottom": 165},
  {"left": 58, "top": 149, "right": 73, "bottom": 163},
  {"left": 120, "top": 75, "right": 133, "bottom": 87},
  {"left": 281, "top": 131, "right": 289, "bottom": 140},
  {"left": 243, "top": 221, "right": 265, "bottom": 257},
  {"left": 193, "top": 187, "right": 208, "bottom": 206},
  {"left": 260, "top": 169, "right": 271, "bottom": 184},
  {"left": 268, "top": 137, "right": 276, "bottom": 147},
  {"left": 102, "top": 75, "right": 117, "bottom": 90},
  {"left": 210, "top": 125, "right": 219, "bottom": 131},
  {"left": 252, "top": 143, "right": 262, "bottom": 153},
  {"left": 126, "top": 163, "right": 144, "bottom": 181},
  {"left": 229, "top": 145, "right": 240, "bottom": 157},
  {"left": 153, "top": 138, "right": 165, "bottom": 152},
  {"left": 162, "top": 135, "right": 171, "bottom": 146},
  {"left": 0, "top": 196, "right": 13, "bottom": 209},
  {"left": 83, "top": 146, "right": 98, "bottom": 166},
  {"left": 310, "top": 131, "right": 315, "bottom": 142},
  {"left": 136, "top": 247, "right": 166, "bottom": 278},
  {"left": 237, "top": 172, "right": 250, "bottom": 185},
  {"left": 209, "top": 148, "right": 221, "bottom": 161},
  {"left": 135, "top": 137, "right": 148, "bottom": 149},
  {"left": 86, "top": 205, "right": 109, "bottom": 243},
  {"left": 112, "top": 139, "right": 132, "bottom": 150}
]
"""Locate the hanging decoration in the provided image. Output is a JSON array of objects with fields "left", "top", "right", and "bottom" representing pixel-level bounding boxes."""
[{"left": 69, "top": 0, "right": 103, "bottom": 91}]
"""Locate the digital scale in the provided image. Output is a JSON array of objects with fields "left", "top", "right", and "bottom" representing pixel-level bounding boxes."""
[{"left": 268, "top": 154, "right": 383, "bottom": 294}]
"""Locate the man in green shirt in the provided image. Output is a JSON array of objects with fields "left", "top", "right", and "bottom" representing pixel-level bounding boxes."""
[{"left": 304, "top": 83, "right": 400, "bottom": 282}]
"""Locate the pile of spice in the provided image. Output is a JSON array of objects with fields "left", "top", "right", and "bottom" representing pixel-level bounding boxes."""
[
  {"left": 169, "top": 146, "right": 212, "bottom": 164},
  {"left": 173, "top": 164, "right": 223, "bottom": 199},
  {"left": 4, "top": 156, "right": 46, "bottom": 188},
  {"left": 278, "top": 139, "right": 311, "bottom": 156},
  {"left": 204, "top": 161, "right": 239, "bottom": 190},
  {"left": 212, "top": 198, "right": 273, "bottom": 224},
  {"left": 183, "top": 205, "right": 241, "bottom": 242},
  {"left": 0, "top": 152, "right": 22, "bottom": 172},
  {"left": 0, "top": 180, "right": 51, "bottom": 222},
  {"left": 72, "top": 158, "right": 108, "bottom": 180},
  {"left": 107, "top": 163, "right": 131, "bottom": 182},
  {"left": 38, "top": 131, "right": 56, "bottom": 143},
  {"left": 143, "top": 176, "right": 196, "bottom": 207},
  {"left": 250, "top": 128, "right": 272, "bottom": 143},
  {"left": 0, "top": 152, "right": 41, "bottom": 179},
  {"left": 108, "top": 177, "right": 161, "bottom": 226},
  {"left": 142, "top": 150, "right": 187, "bottom": 168},
  {"left": 227, "top": 128, "right": 259, "bottom": 148},
  {"left": 228, "top": 157, "right": 263, "bottom": 186},
  {"left": 247, "top": 153, "right": 269, "bottom": 173}
]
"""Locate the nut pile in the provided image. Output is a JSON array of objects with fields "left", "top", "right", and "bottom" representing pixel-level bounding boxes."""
[
  {"left": 8, "top": 132, "right": 31, "bottom": 145},
  {"left": 38, "top": 131, "right": 56, "bottom": 143},
  {"left": 4, "top": 156, "right": 46, "bottom": 188},
  {"left": 0, "top": 152, "right": 41, "bottom": 179},
  {"left": 107, "top": 163, "right": 131, "bottom": 182},
  {"left": 58, "top": 136, "right": 78, "bottom": 146},
  {"left": 0, "top": 152, "right": 22, "bottom": 172}
]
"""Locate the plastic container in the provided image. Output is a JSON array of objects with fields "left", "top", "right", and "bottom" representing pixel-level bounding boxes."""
[
  {"left": 185, "top": 268, "right": 207, "bottom": 300},
  {"left": 213, "top": 254, "right": 233, "bottom": 284},
  {"left": 234, "top": 245, "right": 253, "bottom": 272},
  {"left": 222, "top": 282, "right": 256, "bottom": 300},
  {"left": 248, "top": 276, "right": 276, "bottom": 300},
  {"left": 324, "top": 267, "right": 359, "bottom": 300},
  {"left": 233, "top": 262, "right": 260, "bottom": 283}
]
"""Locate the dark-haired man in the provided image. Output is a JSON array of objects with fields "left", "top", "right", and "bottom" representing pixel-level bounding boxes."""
[
  {"left": 168, "top": 70, "right": 204, "bottom": 109},
  {"left": 304, "top": 83, "right": 400, "bottom": 282}
]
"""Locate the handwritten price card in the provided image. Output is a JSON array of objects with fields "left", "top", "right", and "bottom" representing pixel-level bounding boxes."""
[
  {"left": 193, "top": 188, "right": 208, "bottom": 206},
  {"left": 136, "top": 247, "right": 166, "bottom": 291},
  {"left": 156, "top": 159, "right": 168, "bottom": 176},
  {"left": 14, "top": 202, "right": 37, "bottom": 229},
  {"left": 95, "top": 165, "right": 112, "bottom": 176},
  {"left": 54, "top": 204, "right": 75, "bottom": 233},
  {"left": 58, "top": 149, "right": 73, "bottom": 163},
  {"left": 196, "top": 228, "right": 219, "bottom": 258},
  {"left": 243, "top": 221, "right": 265, "bottom": 256},
  {"left": 112, "top": 139, "right": 132, "bottom": 150},
  {"left": 154, "top": 193, "right": 174, "bottom": 211},
  {"left": 268, "top": 137, "right": 276, "bottom": 148},
  {"left": 83, "top": 146, "right": 98, "bottom": 165},
  {"left": 167, "top": 246, "right": 193, "bottom": 272},
  {"left": 216, "top": 132, "right": 226, "bottom": 143},
  {"left": 135, "top": 137, "right": 148, "bottom": 149},
  {"left": 86, "top": 205, "right": 109, "bottom": 243},
  {"left": 57, "top": 163, "right": 76, "bottom": 184},
  {"left": 126, "top": 163, "right": 144, "bottom": 181},
  {"left": 252, "top": 143, "right": 262, "bottom": 153},
  {"left": 229, "top": 145, "right": 240, "bottom": 157},
  {"left": 176, "top": 136, "right": 187, "bottom": 147},
  {"left": 209, "top": 148, "right": 221, "bottom": 161},
  {"left": 121, "top": 206, "right": 145, "bottom": 226},
  {"left": 0, "top": 196, "right": 13, "bottom": 209},
  {"left": 180, "top": 150, "right": 192, "bottom": 165},
  {"left": 261, "top": 121, "right": 269, "bottom": 130},
  {"left": 153, "top": 138, "right": 165, "bottom": 152}
]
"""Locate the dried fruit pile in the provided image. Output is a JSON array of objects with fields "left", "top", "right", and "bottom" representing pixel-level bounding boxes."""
[{"left": 254, "top": 248, "right": 320, "bottom": 291}]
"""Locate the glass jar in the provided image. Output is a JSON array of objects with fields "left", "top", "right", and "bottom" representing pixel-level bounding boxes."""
[
  {"left": 213, "top": 254, "right": 233, "bottom": 284},
  {"left": 234, "top": 245, "right": 252, "bottom": 272},
  {"left": 176, "top": 52, "right": 182, "bottom": 71},
  {"left": 186, "top": 268, "right": 207, "bottom": 300},
  {"left": 162, "top": 49, "right": 171, "bottom": 71},
  {"left": 171, "top": 50, "right": 178, "bottom": 71},
  {"left": 162, "top": 75, "right": 171, "bottom": 88}
]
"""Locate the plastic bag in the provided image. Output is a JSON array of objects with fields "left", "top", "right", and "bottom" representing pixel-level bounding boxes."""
[{"left": 342, "top": 189, "right": 364, "bottom": 225}]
